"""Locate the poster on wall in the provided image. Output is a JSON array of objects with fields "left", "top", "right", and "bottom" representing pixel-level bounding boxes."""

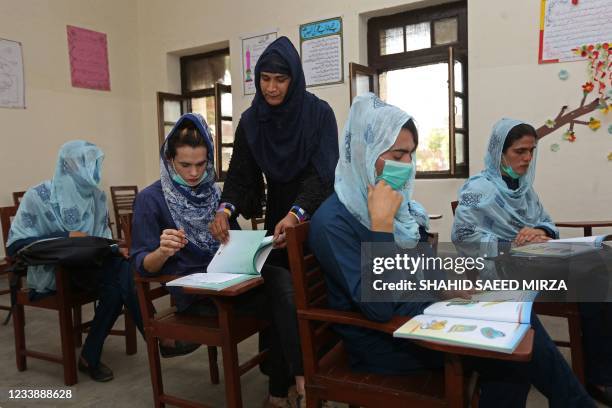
[
  {"left": 67, "top": 25, "right": 111, "bottom": 91},
  {"left": 0, "top": 38, "right": 25, "bottom": 109},
  {"left": 539, "top": 0, "right": 611, "bottom": 64},
  {"left": 241, "top": 31, "right": 278, "bottom": 95},
  {"left": 299, "top": 17, "right": 343, "bottom": 87}
]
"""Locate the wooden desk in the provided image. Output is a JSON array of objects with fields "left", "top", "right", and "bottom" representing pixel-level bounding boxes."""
[
  {"left": 555, "top": 220, "right": 612, "bottom": 237},
  {"left": 181, "top": 276, "right": 264, "bottom": 297}
]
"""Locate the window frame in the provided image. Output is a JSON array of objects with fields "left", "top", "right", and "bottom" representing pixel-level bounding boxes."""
[{"left": 367, "top": 1, "right": 469, "bottom": 179}]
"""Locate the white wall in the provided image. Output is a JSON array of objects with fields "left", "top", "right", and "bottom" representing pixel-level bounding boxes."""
[{"left": 0, "top": 0, "right": 144, "bottom": 205}]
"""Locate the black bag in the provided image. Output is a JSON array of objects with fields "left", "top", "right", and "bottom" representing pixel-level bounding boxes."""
[{"left": 16, "top": 236, "right": 118, "bottom": 268}]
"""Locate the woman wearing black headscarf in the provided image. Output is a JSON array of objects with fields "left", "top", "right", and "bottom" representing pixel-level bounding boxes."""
[{"left": 210, "top": 36, "right": 338, "bottom": 406}]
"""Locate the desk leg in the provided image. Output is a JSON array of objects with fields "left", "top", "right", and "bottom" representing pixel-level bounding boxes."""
[{"left": 217, "top": 299, "right": 242, "bottom": 408}]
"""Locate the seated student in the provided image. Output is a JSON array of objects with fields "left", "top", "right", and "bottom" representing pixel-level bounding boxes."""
[
  {"left": 6, "top": 140, "right": 144, "bottom": 382},
  {"left": 130, "top": 113, "right": 258, "bottom": 356},
  {"left": 452, "top": 118, "right": 612, "bottom": 406},
  {"left": 309, "top": 94, "right": 594, "bottom": 407}
]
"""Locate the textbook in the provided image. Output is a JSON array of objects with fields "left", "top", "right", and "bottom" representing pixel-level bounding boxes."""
[
  {"left": 166, "top": 230, "right": 274, "bottom": 291},
  {"left": 510, "top": 234, "right": 612, "bottom": 258},
  {"left": 393, "top": 291, "right": 537, "bottom": 354}
]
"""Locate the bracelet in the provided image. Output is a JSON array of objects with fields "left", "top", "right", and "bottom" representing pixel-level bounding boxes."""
[
  {"left": 217, "top": 202, "right": 236, "bottom": 217},
  {"left": 289, "top": 205, "right": 309, "bottom": 223}
]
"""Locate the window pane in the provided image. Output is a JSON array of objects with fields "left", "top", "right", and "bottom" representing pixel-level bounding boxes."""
[
  {"left": 222, "top": 120, "right": 234, "bottom": 144},
  {"left": 455, "top": 132, "right": 465, "bottom": 165},
  {"left": 222, "top": 147, "right": 233, "bottom": 172},
  {"left": 191, "top": 97, "right": 216, "bottom": 136},
  {"left": 434, "top": 18, "right": 458, "bottom": 45},
  {"left": 163, "top": 100, "right": 181, "bottom": 122},
  {"left": 405, "top": 22, "right": 430, "bottom": 52},
  {"left": 164, "top": 125, "right": 175, "bottom": 139},
  {"left": 380, "top": 63, "right": 450, "bottom": 172},
  {"left": 183, "top": 53, "right": 231, "bottom": 92},
  {"left": 355, "top": 73, "right": 371, "bottom": 97},
  {"left": 379, "top": 27, "right": 404, "bottom": 55},
  {"left": 454, "top": 60, "right": 463, "bottom": 93},
  {"left": 455, "top": 96, "right": 463, "bottom": 129},
  {"left": 221, "top": 92, "right": 232, "bottom": 117}
]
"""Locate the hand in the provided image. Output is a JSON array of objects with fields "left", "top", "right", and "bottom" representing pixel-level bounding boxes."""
[
  {"left": 69, "top": 231, "right": 88, "bottom": 238},
  {"left": 209, "top": 212, "right": 230, "bottom": 244},
  {"left": 118, "top": 247, "right": 129, "bottom": 259},
  {"left": 367, "top": 181, "right": 403, "bottom": 232},
  {"left": 514, "top": 227, "right": 549, "bottom": 246},
  {"left": 158, "top": 228, "right": 187, "bottom": 258},
  {"left": 273, "top": 214, "right": 299, "bottom": 249}
]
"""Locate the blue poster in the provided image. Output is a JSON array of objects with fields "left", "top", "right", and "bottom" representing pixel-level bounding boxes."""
[{"left": 300, "top": 18, "right": 342, "bottom": 40}]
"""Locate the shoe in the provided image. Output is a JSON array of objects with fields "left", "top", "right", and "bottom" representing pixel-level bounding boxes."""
[
  {"left": 288, "top": 386, "right": 332, "bottom": 408},
  {"left": 587, "top": 383, "right": 612, "bottom": 407},
  {"left": 159, "top": 340, "right": 201, "bottom": 358},
  {"left": 78, "top": 359, "right": 114, "bottom": 382},
  {"left": 262, "top": 395, "right": 291, "bottom": 408}
]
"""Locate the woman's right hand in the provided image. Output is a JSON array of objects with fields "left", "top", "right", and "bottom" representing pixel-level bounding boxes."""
[
  {"left": 158, "top": 228, "right": 187, "bottom": 258},
  {"left": 210, "top": 212, "right": 230, "bottom": 244},
  {"left": 367, "top": 181, "right": 403, "bottom": 232}
]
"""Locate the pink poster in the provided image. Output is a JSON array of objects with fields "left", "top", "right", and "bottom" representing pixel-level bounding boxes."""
[{"left": 67, "top": 25, "right": 111, "bottom": 91}]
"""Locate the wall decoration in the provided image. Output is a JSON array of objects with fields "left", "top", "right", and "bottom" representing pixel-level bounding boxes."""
[
  {"left": 0, "top": 38, "right": 25, "bottom": 108},
  {"left": 241, "top": 31, "right": 277, "bottom": 95},
  {"left": 67, "top": 25, "right": 110, "bottom": 91},
  {"left": 299, "top": 17, "right": 343, "bottom": 87},
  {"left": 539, "top": 0, "right": 611, "bottom": 64}
]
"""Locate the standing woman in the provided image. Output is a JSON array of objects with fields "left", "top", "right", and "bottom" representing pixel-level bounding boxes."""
[{"left": 210, "top": 36, "right": 339, "bottom": 406}]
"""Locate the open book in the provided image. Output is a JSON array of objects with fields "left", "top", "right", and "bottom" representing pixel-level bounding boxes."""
[
  {"left": 393, "top": 291, "right": 537, "bottom": 354},
  {"left": 511, "top": 234, "right": 612, "bottom": 258},
  {"left": 166, "top": 230, "right": 274, "bottom": 291}
]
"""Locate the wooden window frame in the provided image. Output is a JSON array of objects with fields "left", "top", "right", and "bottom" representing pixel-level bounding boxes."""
[{"left": 367, "top": 1, "right": 469, "bottom": 179}]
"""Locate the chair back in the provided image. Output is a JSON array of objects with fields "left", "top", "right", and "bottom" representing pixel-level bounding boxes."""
[
  {"left": 0, "top": 205, "right": 18, "bottom": 257},
  {"left": 451, "top": 200, "right": 458, "bottom": 216},
  {"left": 110, "top": 186, "right": 138, "bottom": 239},
  {"left": 12, "top": 191, "right": 26, "bottom": 207}
]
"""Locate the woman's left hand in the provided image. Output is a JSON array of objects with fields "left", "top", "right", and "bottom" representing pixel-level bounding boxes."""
[
  {"left": 118, "top": 247, "right": 129, "bottom": 259},
  {"left": 514, "top": 227, "right": 550, "bottom": 246},
  {"left": 273, "top": 214, "right": 299, "bottom": 249}
]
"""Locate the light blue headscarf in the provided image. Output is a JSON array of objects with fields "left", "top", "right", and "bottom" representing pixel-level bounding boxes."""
[
  {"left": 335, "top": 93, "right": 429, "bottom": 248},
  {"left": 7, "top": 140, "right": 112, "bottom": 293},
  {"left": 160, "top": 113, "right": 220, "bottom": 256},
  {"left": 451, "top": 118, "right": 558, "bottom": 254}
]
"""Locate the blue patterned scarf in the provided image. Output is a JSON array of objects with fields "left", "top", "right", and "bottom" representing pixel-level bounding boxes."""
[{"left": 160, "top": 113, "right": 220, "bottom": 256}]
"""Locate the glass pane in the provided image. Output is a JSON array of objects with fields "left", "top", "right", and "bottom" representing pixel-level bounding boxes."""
[
  {"left": 405, "top": 22, "right": 430, "bottom": 52},
  {"left": 434, "top": 18, "right": 458, "bottom": 45},
  {"left": 221, "top": 92, "right": 232, "bottom": 117},
  {"left": 455, "top": 96, "right": 463, "bottom": 129},
  {"left": 380, "top": 63, "right": 450, "bottom": 172},
  {"left": 183, "top": 53, "right": 231, "bottom": 92},
  {"left": 455, "top": 132, "right": 465, "bottom": 165},
  {"left": 191, "top": 97, "right": 216, "bottom": 136},
  {"left": 379, "top": 27, "right": 404, "bottom": 55},
  {"left": 163, "top": 100, "right": 181, "bottom": 122},
  {"left": 164, "top": 125, "right": 174, "bottom": 138},
  {"left": 222, "top": 147, "right": 233, "bottom": 172},
  {"left": 355, "top": 73, "right": 371, "bottom": 97},
  {"left": 222, "top": 120, "right": 234, "bottom": 144},
  {"left": 454, "top": 60, "right": 463, "bottom": 93}
]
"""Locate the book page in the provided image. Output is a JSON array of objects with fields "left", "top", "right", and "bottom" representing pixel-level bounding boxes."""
[
  {"left": 424, "top": 291, "right": 536, "bottom": 324},
  {"left": 394, "top": 315, "right": 529, "bottom": 353},
  {"left": 207, "top": 230, "right": 267, "bottom": 275}
]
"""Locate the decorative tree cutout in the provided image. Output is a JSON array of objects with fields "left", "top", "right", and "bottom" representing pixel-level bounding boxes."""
[{"left": 535, "top": 42, "right": 611, "bottom": 160}]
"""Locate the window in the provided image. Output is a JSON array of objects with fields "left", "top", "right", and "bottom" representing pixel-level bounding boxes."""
[
  {"left": 365, "top": 2, "right": 468, "bottom": 178},
  {"left": 157, "top": 48, "right": 233, "bottom": 180}
]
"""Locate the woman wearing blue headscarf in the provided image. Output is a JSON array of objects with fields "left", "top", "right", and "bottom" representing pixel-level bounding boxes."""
[
  {"left": 7, "top": 140, "right": 143, "bottom": 382},
  {"left": 452, "top": 119, "right": 612, "bottom": 406},
  {"left": 310, "top": 95, "right": 594, "bottom": 407},
  {"left": 209, "top": 36, "right": 338, "bottom": 406}
]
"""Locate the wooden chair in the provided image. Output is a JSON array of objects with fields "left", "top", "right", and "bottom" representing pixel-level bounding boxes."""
[
  {"left": 12, "top": 191, "right": 26, "bottom": 207},
  {"left": 250, "top": 183, "right": 267, "bottom": 230},
  {"left": 0, "top": 206, "right": 17, "bottom": 324},
  {"left": 130, "top": 219, "right": 269, "bottom": 408},
  {"left": 286, "top": 222, "right": 534, "bottom": 408},
  {"left": 451, "top": 200, "right": 585, "bottom": 384},
  {"left": 2, "top": 205, "right": 137, "bottom": 386},
  {"left": 110, "top": 185, "right": 139, "bottom": 240}
]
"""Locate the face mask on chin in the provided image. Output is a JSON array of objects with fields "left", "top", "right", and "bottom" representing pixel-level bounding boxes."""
[{"left": 171, "top": 161, "right": 207, "bottom": 187}]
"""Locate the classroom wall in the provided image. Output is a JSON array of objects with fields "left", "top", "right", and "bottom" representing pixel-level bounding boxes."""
[
  {"left": 0, "top": 0, "right": 144, "bottom": 214},
  {"left": 1, "top": 0, "right": 609, "bottom": 254}
]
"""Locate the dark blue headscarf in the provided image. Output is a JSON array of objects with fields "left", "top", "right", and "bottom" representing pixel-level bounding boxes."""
[{"left": 241, "top": 36, "right": 338, "bottom": 183}]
